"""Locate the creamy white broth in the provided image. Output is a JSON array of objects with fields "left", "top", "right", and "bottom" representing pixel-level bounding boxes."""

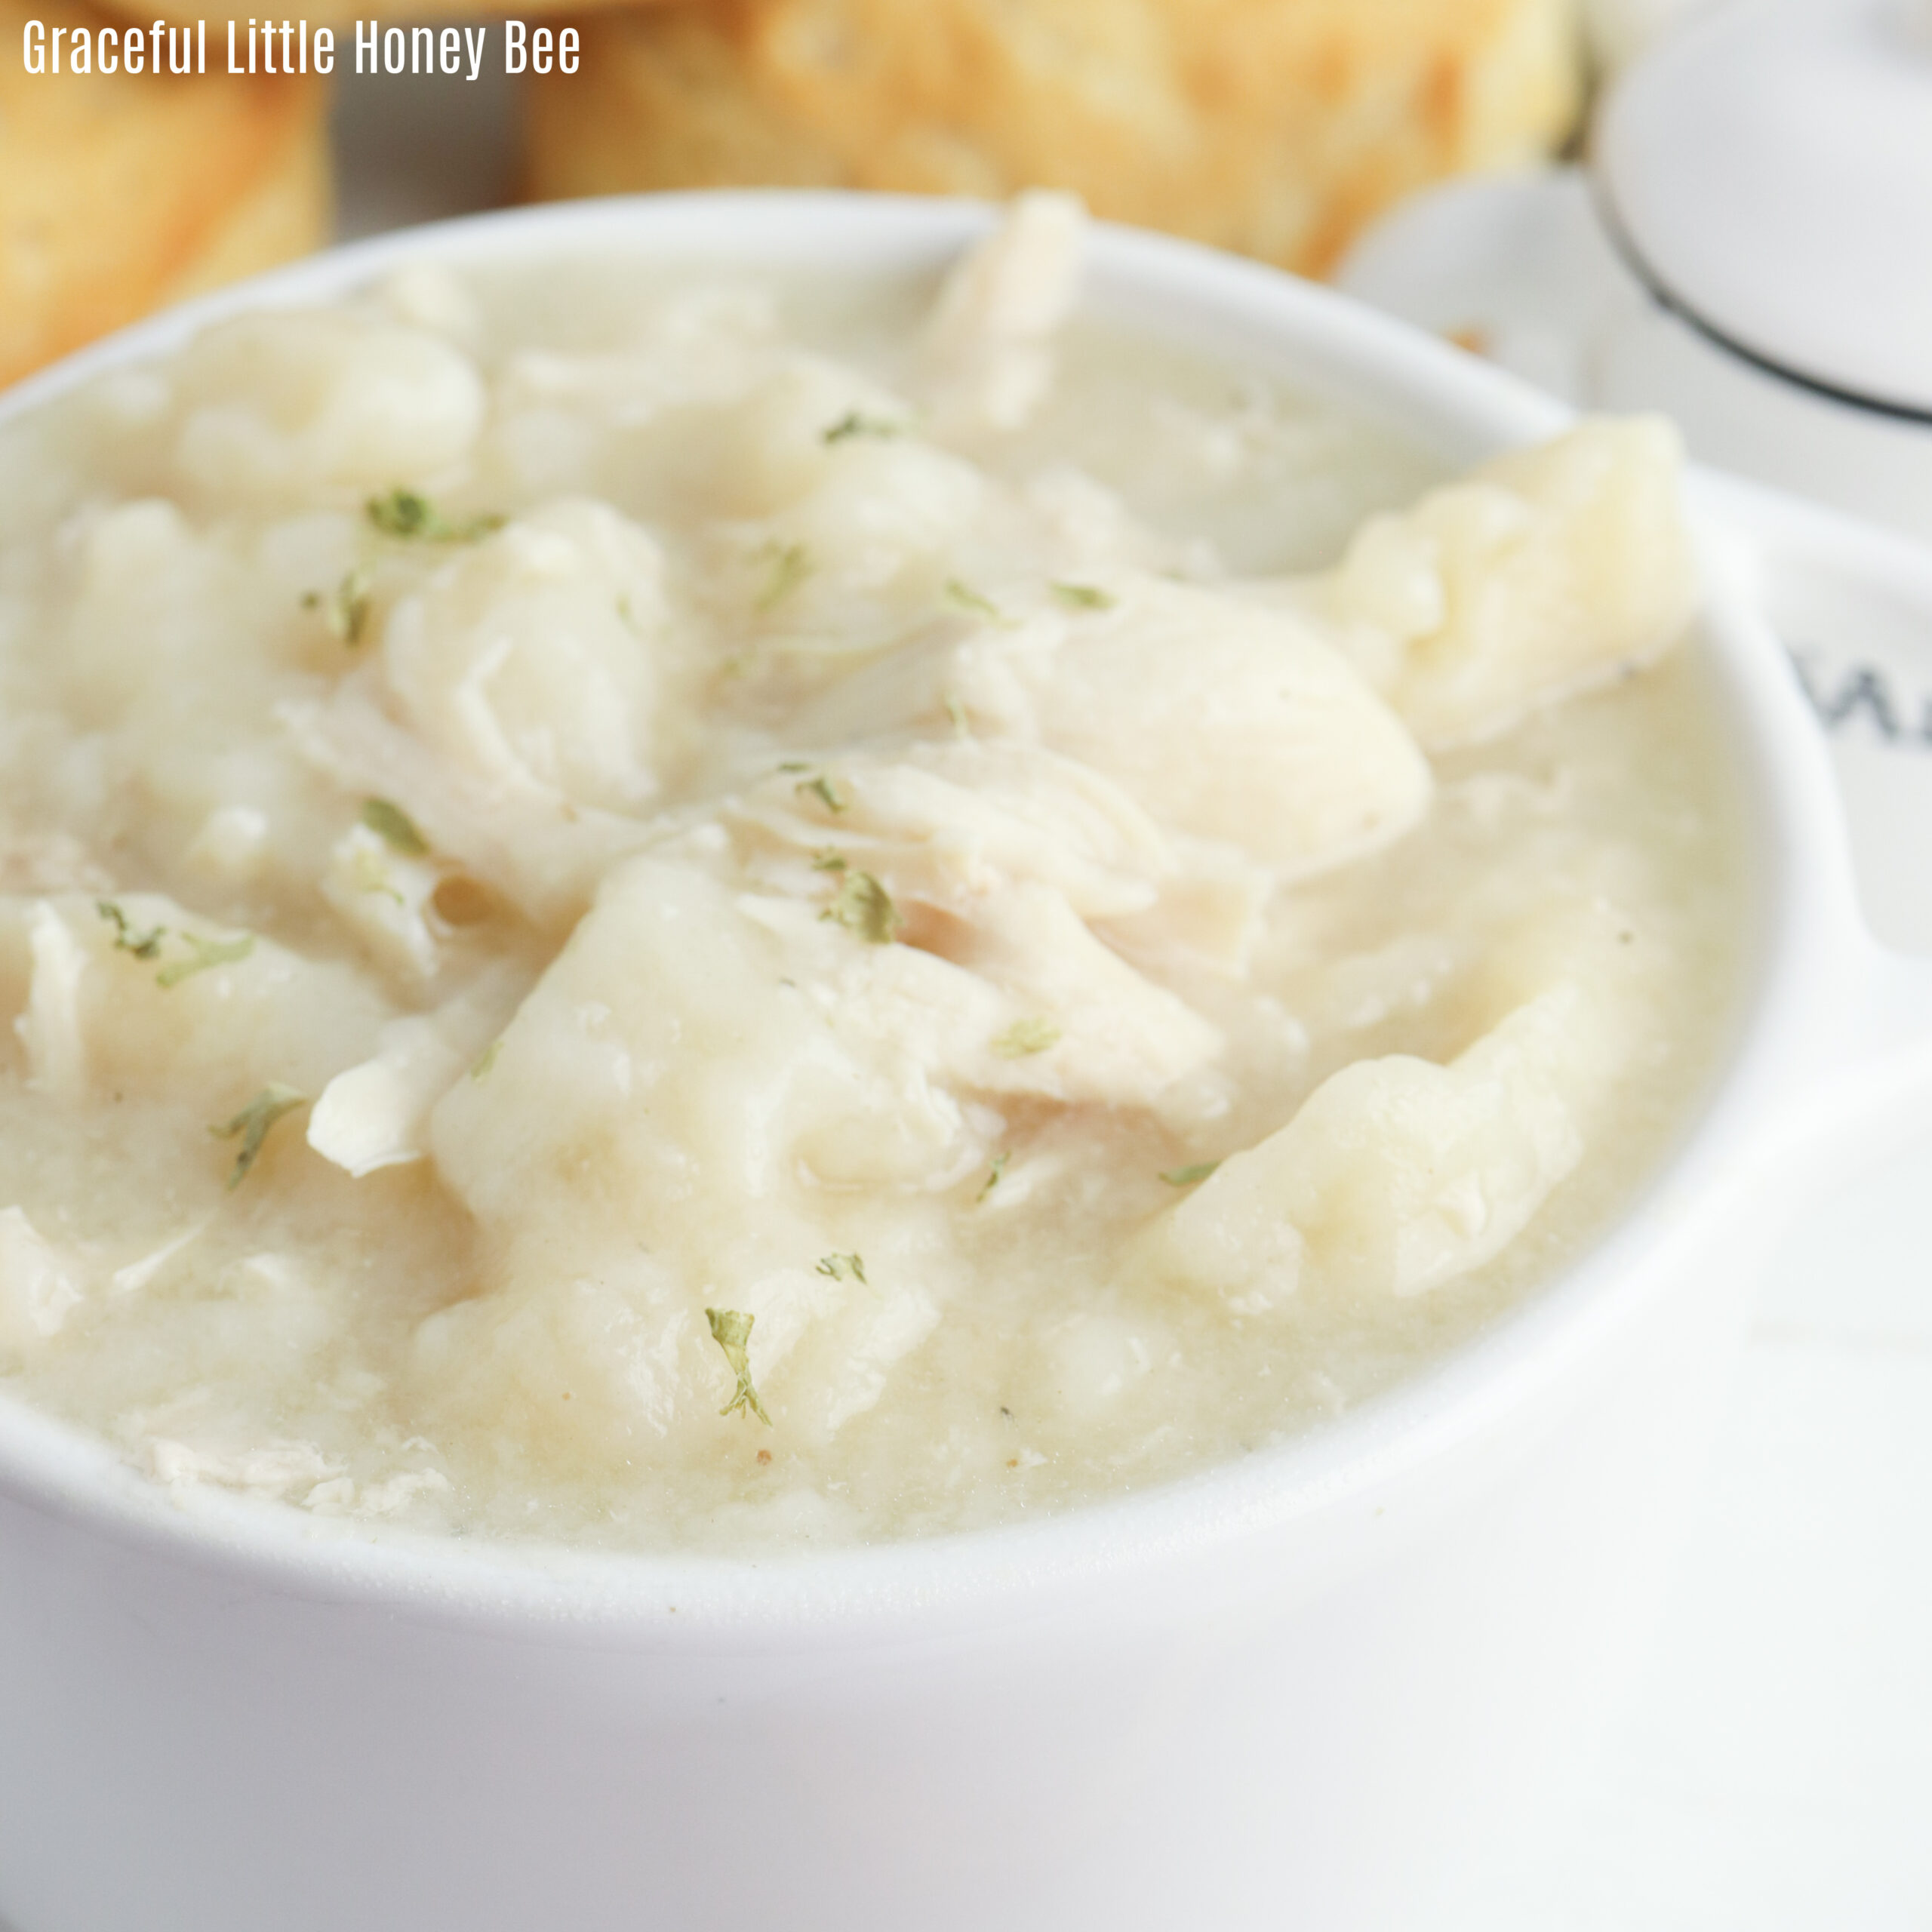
[{"left": 0, "top": 200, "right": 1743, "bottom": 1552}]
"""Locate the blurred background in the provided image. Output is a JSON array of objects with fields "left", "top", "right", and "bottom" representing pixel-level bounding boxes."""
[{"left": 8, "top": 0, "right": 1703, "bottom": 383}]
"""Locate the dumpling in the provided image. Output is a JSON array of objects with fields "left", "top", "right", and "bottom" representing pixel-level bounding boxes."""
[{"left": 1315, "top": 417, "right": 1696, "bottom": 746}]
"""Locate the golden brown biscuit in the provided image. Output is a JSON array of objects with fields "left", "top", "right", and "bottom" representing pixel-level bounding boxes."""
[
  {"left": 1, "top": 0, "right": 330, "bottom": 388},
  {"left": 162, "top": 115, "right": 333, "bottom": 308},
  {"left": 525, "top": 0, "right": 1581, "bottom": 277}
]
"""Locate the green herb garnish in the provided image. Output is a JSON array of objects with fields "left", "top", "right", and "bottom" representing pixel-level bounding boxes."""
[
  {"left": 992, "top": 1017, "right": 1061, "bottom": 1058},
  {"left": 795, "top": 773, "right": 848, "bottom": 814},
  {"left": 470, "top": 1039, "right": 503, "bottom": 1082},
  {"left": 755, "top": 541, "right": 812, "bottom": 613},
  {"left": 820, "top": 869, "right": 902, "bottom": 945},
  {"left": 977, "top": 1151, "right": 1009, "bottom": 1203},
  {"left": 155, "top": 932, "right": 254, "bottom": 989},
  {"left": 360, "top": 797, "right": 429, "bottom": 857},
  {"left": 95, "top": 900, "right": 165, "bottom": 961},
  {"left": 302, "top": 563, "right": 374, "bottom": 645},
  {"left": 814, "top": 1252, "right": 869, "bottom": 1286},
  {"left": 822, "top": 411, "right": 903, "bottom": 445},
  {"left": 209, "top": 1084, "right": 307, "bottom": 1192},
  {"left": 705, "top": 1307, "right": 772, "bottom": 1425},
  {"left": 365, "top": 489, "right": 502, "bottom": 544},
  {"left": 1160, "top": 1161, "right": 1222, "bottom": 1188},
  {"left": 944, "top": 578, "right": 1013, "bottom": 626},
  {"left": 1051, "top": 581, "right": 1115, "bottom": 611},
  {"left": 811, "top": 848, "right": 848, "bottom": 873},
  {"left": 944, "top": 691, "right": 971, "bottom": 740}
]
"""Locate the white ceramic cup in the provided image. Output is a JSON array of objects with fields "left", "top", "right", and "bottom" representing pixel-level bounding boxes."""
[
  {"left": 1336, "top": 167, "right": 1932, "bottom": 548},
  {"left": 2, "top": 193, "right": 1930, "bottom": 1932}
]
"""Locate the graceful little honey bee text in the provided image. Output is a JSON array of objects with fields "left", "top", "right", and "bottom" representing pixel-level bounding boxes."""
[{"left": 18, "top": 18, "right": 578, "bottom": 77}]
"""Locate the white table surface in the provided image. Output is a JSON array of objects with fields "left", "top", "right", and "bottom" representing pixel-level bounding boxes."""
[
  {"left": 1472, "top": 1131, "right": 1932, "bottom": 1928},
  {"left": 215, "top": 73, "right": 1921, "bottom": 1929}
]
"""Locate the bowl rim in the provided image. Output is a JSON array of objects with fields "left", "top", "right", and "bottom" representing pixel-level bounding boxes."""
[{"left": 0, "top": 189, "right": 1864, "bottom": 1639}]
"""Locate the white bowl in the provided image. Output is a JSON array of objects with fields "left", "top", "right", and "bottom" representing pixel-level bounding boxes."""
[{"left": 1, "top": 192, "right": 1927, "bottom": 1932}]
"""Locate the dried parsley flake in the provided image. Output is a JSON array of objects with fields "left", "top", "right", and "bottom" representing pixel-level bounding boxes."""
[
  {"left": 302, "top": 563, "right": 374, "bottom": 645},
  {"left": 1160, "top": 1161, "right": 1222, "bottom": 1188},
  {"left": 365, "top": 488, "right": 502, "bottom": 544},
  {"left": 992, "top": 1017, "right": 1061, "bottom": 1058},
  {"left": 360, "top": 797, "right": 429, "bottom": 857},
  {"left": 210, "top": 1084, "right": 307, "bottom": 1192},
  {"left": 1051, "top": 581, "right": 1115, "bottom": 611},
  {"left": 822, "top": 411, "right": 902, "bottom": 445},
  {"left": 95, "top": 900, "right": 165, "bottom": 961},
  {"left": 943, "top": 578, "right": 1013, "bottom": 627},
  {"left": 795, "top": 773, "right": 848, "bottom": 814},
  {"left": 820, "top": 869, "right": 902, "bottom": 945},
  {"left": 705, "top": 1307, "right": 772, "bottom": 1425},
  {"left": 155, "top": 932, "right": 254, "bottom": 989},
  {"left": 755, "top": 540, "right": 812, "bottom": 613}
]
